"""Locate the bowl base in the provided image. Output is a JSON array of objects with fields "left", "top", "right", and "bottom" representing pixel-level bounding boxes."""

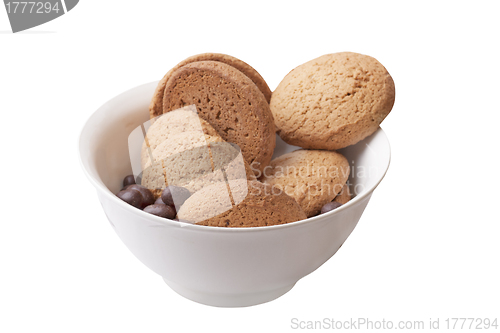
[{"left": 163, "top": 278, "right": 296, "bottom": 307}]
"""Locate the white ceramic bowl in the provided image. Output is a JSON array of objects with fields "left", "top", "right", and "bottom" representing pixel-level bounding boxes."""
[{"left": 79, "top": 82, "right": 391, "bottom": 307}]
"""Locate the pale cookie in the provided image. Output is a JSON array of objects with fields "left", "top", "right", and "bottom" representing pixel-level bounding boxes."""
[
  {"left": 260, "top": 149, "right": 350, "bottom": 217},
  {"left": 141, "top": 107, "right": 220, "bottom": 169},
  {"left": 333, "top": 183, "right": 351, "bottom": 205},
  {"left": 177, "top": 180, "right": 307, "bottom": 228},
  {"left": 150, "top": 53, "right": 272, "bottom": 120},
  {"left": 141, "top": 133, "right": 255, "bottom": 196},
  {"left": 162, "top": 61, "right": 276, "bottom": 176},
  {"left": 270, "top": 52, "right": 395, "bottom": 150}
]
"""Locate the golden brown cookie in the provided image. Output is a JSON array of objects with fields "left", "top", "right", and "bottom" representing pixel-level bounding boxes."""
[
  {"left": 270, "top": 52, "right": 395, "bottom": 150},
  {"left": 260, "top": 149, "right": 350, "bottom": 217},
  {"left": 150, "top": 53, "right": 272, "bottom": 120},
  {"left": 333, "top": 183, "right": 351, "bottom": 205},
  {"left": 177, "top": 180, "right": 307, "bottom": 227},
  {"left": 162, "top": 61, "right": 276, "bottom": 176}
]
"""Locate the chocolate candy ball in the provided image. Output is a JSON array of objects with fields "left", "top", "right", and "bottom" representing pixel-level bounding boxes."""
[
  {"left": 117, "top": 189, "right": 143, "bottom": 209},
  {"left": 161, "top": 186, "right": 191, "bottom": 208},
  {"left": 320, "top": 201, "right": 342, "bottom": 214},
  {"left": 143, "top": 204, "right": 176, "bottom": 219},
  {"left": 127, "top": 184, "right": 155, "bottom": 209},
  {"left": 123, "top": 175, "right": 136, "bottom": 187}
]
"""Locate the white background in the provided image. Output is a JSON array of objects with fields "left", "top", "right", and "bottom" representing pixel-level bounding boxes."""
[{"left": 1, "top": 1, "right": 499, "bottom": 332}]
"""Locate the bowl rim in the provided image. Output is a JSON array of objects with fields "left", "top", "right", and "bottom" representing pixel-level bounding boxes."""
[{"left": 79, "top": 81, "right": 391, "bottom": 233}]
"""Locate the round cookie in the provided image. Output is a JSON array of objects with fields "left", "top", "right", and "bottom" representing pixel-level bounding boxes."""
[
  {"left": 333, "top": 183, "right": 351, "bottom": 205},
  {"left": 270, "top": 52, "right": 395, "bottom": 150},
  {"left": 141, "top": 108, "right": 221, "bottom": 169},
  {"left": 162, "top": 61, "right": 276, "bottom": 175},
  {"left": 260, "top": 149, "right": 350, "bottom": 217},
  {"left": 141, "top": 133, "right": 222, "bottom": 196},
  {"left": 177, "top": 180, "right": 307, "bottom": 228},
  {"left": 150, "top": 53, "right": 272, "bottom": 119},
  {"left": 141, "top": 133, "right": 255, "bottom": 197}
]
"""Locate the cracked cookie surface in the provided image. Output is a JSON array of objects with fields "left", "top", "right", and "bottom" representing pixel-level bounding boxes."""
[
  {"left": 260, "top": 149, "right": 350, "bottom": 217},
  {"left": 270, "top": 52, "right": 395, "bottom": 150}
]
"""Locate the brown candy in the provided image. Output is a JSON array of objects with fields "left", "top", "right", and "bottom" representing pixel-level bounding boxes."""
[
  {"left": 320, "top": 201, "right": 342, "bottom": 214},
  {"left": 161, "top": 186, "right": 191, "bottom": 208},
  {"left": 123, "top": 175, "right": 136, "bottom": 187},
  {"left": 127, "top": 184, "right": 155, "bottom": 209},
  {"left": 143, "top": 204, "right": 176, "bottom": 219},
  {"left": 117, "top": 189, "right": 143, "bottom": 209}
]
